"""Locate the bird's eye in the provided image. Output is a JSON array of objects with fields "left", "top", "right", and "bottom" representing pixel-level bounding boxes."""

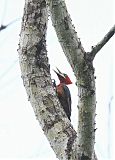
[{"left": 63, "top": 74, "right": 67, "bottom": 77}]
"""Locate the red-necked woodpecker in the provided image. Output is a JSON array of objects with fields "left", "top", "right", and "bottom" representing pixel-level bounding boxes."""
[{"left": 53, "top": 68, "right": 72, "bottom": 121}]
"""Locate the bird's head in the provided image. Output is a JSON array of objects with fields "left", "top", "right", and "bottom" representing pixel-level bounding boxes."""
[{"left": 53, "top": 67, "right": 72, "bottom": 85}]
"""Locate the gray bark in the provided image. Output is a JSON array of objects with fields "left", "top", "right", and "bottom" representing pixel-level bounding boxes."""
[
  {"left": 46, "top": 0, "right": 114, "bottom": 159},
  {"left": 18, "top": 0, "right": 114, "bottom": 159},
  {"left": 18, "top": 0, "right": 77, "bottom": 159},
  {"left": 46, "top": 0, "right": 96, "bottom": 159}
]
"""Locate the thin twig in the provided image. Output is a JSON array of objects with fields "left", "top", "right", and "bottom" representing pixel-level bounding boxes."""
[
  {"left": 90, "top": 25, "right": 115, "bottom": 59},
  {"left": 0, "top": 18, "right": 21, "bottom": 32}
]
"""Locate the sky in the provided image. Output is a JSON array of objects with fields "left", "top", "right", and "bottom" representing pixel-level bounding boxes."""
[{"left": 0, "top": 0, "right": 114, "bottom": 159}]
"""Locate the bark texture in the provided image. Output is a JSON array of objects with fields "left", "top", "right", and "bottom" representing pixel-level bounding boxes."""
[
  {"left": 46, "top": 0, "right": 85, "bottom": 75},
  {"left": 18, "top": 0, "right": 77, "bottom": 159},
  {"left": 18, "top": 0, "right": 114, "bottom": 159},
  {"left": 46, "top": 0, "right": 96, "bottom": 159}
]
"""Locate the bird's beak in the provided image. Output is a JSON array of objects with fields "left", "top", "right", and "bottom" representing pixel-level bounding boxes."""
[
  {"left": 53, "top": 68, "right": 65, "bottom": 78},
  {"left": 56, "top": 67, "right": 62, "bottom": 74},
  {"left": 53, "top": 69, "right": 58, "bottom": 75}
]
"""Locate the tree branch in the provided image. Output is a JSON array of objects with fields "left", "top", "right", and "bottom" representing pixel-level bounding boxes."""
[
  {"left": 46, "top": 0, "right": 85, "bottom": 75},
  {"left": 46, "top": 1, "right": 98, "bottom": 159},
  {"left": 90, "top": 25, "right": 115, "bottom": 59},
  {"left": 18, "top": 0, "right": 77, "bottom": 159},
  {"left": 0, "top": 18, "right": 21, "bottom": 32},
  {"left": 19, "top": 0, "right": 99, "bottom": 159}
]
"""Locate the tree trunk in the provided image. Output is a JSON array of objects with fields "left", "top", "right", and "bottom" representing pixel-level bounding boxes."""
[
  {"left": 46, "top": 0, "right": 96, "bottom": 159},
  {"left": 18, "top": 0, "right": 78, "bottom": 159},
  {"left": 18, "top": 0, "right": 115, "bottom": 159}
]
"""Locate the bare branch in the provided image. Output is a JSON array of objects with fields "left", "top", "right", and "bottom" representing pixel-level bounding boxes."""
[
  {"left": 90, "top": 25, "right": 115, "bottom": 59},
  {"left": 0, "top": 24, "right": 6, "bottom": 31},
  {"left": 46, "top": 0, "right": 85, "bottom": 74},
  {"left": 0, "top": 18, "right": 21, "bottom": 32},
  {"left": 47, "top": 0, "right": 97, "bottom": 159}
]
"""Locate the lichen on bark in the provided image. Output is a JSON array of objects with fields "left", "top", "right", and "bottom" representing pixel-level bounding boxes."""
[
  {"left": 46, "top": 0, "right": 97, "bottom": 159},
  {"left": 18, "top": 0, "right": 78, "bottom": 159},
  {"left": 18, "top": 0, "right": 114, "bottom": 159}
]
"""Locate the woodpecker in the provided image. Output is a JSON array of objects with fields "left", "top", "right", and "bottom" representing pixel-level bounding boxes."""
[{"left": 53, "top": 68, "right": 72, "bottom": 121}]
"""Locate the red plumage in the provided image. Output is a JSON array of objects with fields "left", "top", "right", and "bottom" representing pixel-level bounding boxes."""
[{"left": 53, "top": 68, "right": 72, "bottom": 120}]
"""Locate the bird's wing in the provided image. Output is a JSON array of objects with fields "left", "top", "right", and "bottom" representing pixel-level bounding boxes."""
[{"left": 63, "top": 84, "right": 71, "bottom": 117}]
